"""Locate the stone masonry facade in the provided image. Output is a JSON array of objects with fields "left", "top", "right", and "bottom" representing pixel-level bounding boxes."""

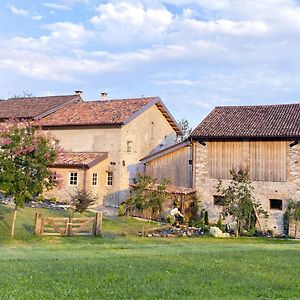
[{"left": 193, "top": 141, "right": 300, "bottom": 235}]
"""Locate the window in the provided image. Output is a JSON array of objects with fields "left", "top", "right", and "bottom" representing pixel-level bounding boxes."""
[
  {"left": 213, "top": 195, "right": 225, "bottom": 206},
  {"left": 110, "top": 162, "right": 116, "bottom": 166},
  {"left": 107, "top": 172, "right": 113, "bottom": 186},
  {"left": 270, "top": 199, "right": 282, "bottom": 210},
  {"left": 92, "top": 173, "right": 98, "bottom": 186},
  {"left": 127, "top": 141, "right": 132, "bottom": 153},
  {"left": 69, "top": 172, "right": 78, "bottom": 186}
]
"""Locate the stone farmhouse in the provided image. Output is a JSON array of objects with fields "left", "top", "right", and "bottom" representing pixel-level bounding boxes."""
[
  {"left": 142, "top": 103, "right": 300, "bottom": 235},
  {"left": 0, "top": 92, "right": 180, "bottom": 206}
]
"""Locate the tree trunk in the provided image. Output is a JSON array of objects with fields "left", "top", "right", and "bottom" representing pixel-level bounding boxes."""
[
  {"left": 235, "top": 219, "right": 240, "bottom": 237},
  {"left": 295, "top": 221, "right": 298, "bottom": 239},
  {"left": 11, "top": 205, "right": 18, "bottom": 237}
]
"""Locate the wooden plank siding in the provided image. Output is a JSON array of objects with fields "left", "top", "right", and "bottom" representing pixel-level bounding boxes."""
[
  {"left": 145, "top": 145, "right": 192, "bottom": 187},
  {"left": 208, "top": 140, "right": 287, "bottom": 182}
]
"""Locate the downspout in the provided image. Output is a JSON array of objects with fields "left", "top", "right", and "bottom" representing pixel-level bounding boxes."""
[{"left": 191, "top": 138, "right": 196, "bottom": 189}]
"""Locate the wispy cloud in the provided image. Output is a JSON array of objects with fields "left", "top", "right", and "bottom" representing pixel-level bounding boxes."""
[
  {"left": 6, "top": 4, "right": 42, "bottom": 21},
  {"left": 44, "top": 3, "right": 72, "bottom": 10},
  {"left": 7, "top": 4, "right": 29, "bottom": 17}
]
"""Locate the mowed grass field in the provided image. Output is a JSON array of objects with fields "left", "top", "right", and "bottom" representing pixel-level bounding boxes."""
[{"left": 1, "top": 204, "right": 300, "bottom": 299}]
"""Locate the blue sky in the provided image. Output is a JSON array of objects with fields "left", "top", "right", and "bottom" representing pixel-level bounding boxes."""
[{"left": 1, "top": 0, "right": 300, "bottom": 127}]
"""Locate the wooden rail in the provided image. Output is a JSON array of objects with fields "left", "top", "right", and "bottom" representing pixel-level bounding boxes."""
[{"left": 34, "top": 212, "right": 102, "bottom": 236}]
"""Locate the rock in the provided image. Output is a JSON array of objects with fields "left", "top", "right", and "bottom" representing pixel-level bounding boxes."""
[
  {"left": 147, "top": 234, "right": 153, "bottom": 237},
  {"left": 209, "top": 226, "right": 230, "bottom": 238}
]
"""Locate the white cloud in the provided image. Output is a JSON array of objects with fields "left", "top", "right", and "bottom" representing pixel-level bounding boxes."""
[
  {"left": 6, "top": 4, "right": 42, "bottom": 21},
  {"left": 91, "top": 2, "right": 173, "bottom": 44},
  {"left": 44, "top": 3, "right": 72, "bottom": 10},
  {"left": 7, "top": 4, "right": 29, "bottom": 17}
]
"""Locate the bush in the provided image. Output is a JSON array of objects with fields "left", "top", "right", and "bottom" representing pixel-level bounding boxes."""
[
  {"left": 118, "top": 204, "right": 125, "bottom": 216},
  {"left": 71, "top": 189, "right": 97, "bottom": 213},
  {"left": 217, "top": 214, "right": 223, "bottom": 231},
  {"left": 204, "top": 210, "right": 209, "bottom": 226}
]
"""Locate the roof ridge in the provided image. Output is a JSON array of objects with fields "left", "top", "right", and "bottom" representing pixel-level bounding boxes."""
[
  {"left": 215, "top": 102, "right": 300, "bottom": 109},
  {"left": 84, "top": 96, "right": 157, "bottom": 103},
  {"left": 6, "top": 94, "right": 77, "bottom": 101}
]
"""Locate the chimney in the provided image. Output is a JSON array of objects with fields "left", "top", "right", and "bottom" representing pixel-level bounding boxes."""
[
  {"left": 74, "top": 90, "right": 83, "bottom": 97},
  {"left": 100, "top": 92, "right": 108, "bottom": 101}
]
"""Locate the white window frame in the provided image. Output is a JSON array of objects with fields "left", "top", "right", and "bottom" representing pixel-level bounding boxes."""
[
  {"left": 107, "top": 172, "right": 113, "bottom": 186},
  {"left": 92, "top": 173, "right": 98, "bottom": 186},
  {"left": 127, "top": 141, "right": 133, "bottom": 153},
  {"left": 69, "top": 172, "right": 78, "bottom": 186}
]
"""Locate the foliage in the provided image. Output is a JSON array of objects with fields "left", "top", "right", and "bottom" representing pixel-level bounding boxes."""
[
  {"left": 124, "top": 173, "right": 170, "bottom": 219},
  {"left": 71, "top": 189, "right": 97, "bottom": 213},
  {"left": 284, "top": 199, "right": 300, "bottom": 237},
  {"left": 204, "top": 210, "right": 209, "bottom": 225},
  {"left": 216, "top": 169, "right": 268, "bottom": 237},
  {"left": 177, "top": 118, "right": 192, "bottom": 142},
  {"left": 217, "top": 214, "right": 223, "bottom": 231},
  {"left": 0, "top": 120, "right": 60, "bottom": 208},
  {"left": 118, "top": 204, "right": 125, "bottom": 216}
]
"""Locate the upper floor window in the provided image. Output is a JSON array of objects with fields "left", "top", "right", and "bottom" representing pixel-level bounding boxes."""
[
  {"left": 107, "top": 172, "right": 113, "bottom": 186},
  {"left": 127, "top": 141, "right": 133, "bottom": 153},
  {"left": 92, "top": 173, "right": 98, "bottom": 186},
  {"left": 69, "top": 172, "right": 78, "bottom": 186}
]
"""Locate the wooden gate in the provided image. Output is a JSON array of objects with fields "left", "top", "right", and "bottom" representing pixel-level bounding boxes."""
[{"left": 34, "top": 212, "right": 102, "bottom": 236}]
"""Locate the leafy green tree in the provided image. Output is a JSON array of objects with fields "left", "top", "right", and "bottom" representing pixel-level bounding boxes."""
[
  {"left": 177, "top": 118, "right": 192, "bottom": 141},
  {"left": 217, "top": 169, "right": 268, "bottom": 237},
  {"left": 0, "top": 120, "right": 60, "bottom": 236},
  {"left": 71, "top": 189, "right": 97, "bottom": 214},
  {"left": 124, "top": 174, "right": 170, "bottom": 234},
  {"left": 284, "top": 200, "right": 300, "bottom": 238}
]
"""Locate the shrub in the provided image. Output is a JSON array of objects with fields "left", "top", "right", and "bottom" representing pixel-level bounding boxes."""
[
  {"left": 118, "top": 204, "right": 125, "bottom": 216},
  {"left": 217, "top": 214, "right": 223, "bottom": 231},
  {"left": 71, "top": 189, "right": 97, "bottom": 213},
  {"left": 204, "top": 210, "right": 209, "bottom": 226}
]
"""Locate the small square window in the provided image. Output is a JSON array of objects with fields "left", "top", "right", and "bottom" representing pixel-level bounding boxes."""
[
  {"left": 92, "top": 173, "right": 98, "bottom": 186},
  {"left": 213, "top": 195, "right": 225, "bottom": 206},
  {"left": 107, "top": 172, "right": 113, "bottom": 186},
  {"left": 69, "top": 172, "right": 78, "bottom": 186},
  {"left": 110, "top": 162, "right": 116, "bottom": 166},
  {"left": 127, "top": 141, "right": 132, "bottom": 153},
  {"left": 270, "top": 199, "right": 282, "bottom": 210}
]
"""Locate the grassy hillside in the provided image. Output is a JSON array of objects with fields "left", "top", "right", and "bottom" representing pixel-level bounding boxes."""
[
  {"left": 1, "top": 204, "right": 300, "bottom": 299},
  {"left": 0, "top": 204, "right": 157, "bottom": 240}
]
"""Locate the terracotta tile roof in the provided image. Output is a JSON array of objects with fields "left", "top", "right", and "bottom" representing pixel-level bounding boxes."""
[
  {"left": 50, "top": 152, "right": 108, "bottom": 169},
  {"left": 0, "top": 95, "right": 81, "bottom": 120},
  {"left": 40, "top": 97, "right": 181, "bottom": 134},
  {"left": 41, "top": 97, "right": 157, "bottom": 126},
  {"left": 191, "top": 103, "right": 300, "bottom": 139}
]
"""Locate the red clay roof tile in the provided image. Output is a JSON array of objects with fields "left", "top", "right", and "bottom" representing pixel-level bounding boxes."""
[
  {"left": 191, "top": 103, "right": 300, "bottom": 139},
  {"left": 41, "top": 97, "right": 157, "bottom": 126},
  {"left": 0, "top": 95, "right": 81, "bottom": 119},
  {"left": 50, "top": 152, "right": 108, "bottom": 169}
]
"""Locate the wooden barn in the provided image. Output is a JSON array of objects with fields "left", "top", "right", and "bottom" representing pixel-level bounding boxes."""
[{"left": 190, "top": 103, "right": 300, "bottom": 235}]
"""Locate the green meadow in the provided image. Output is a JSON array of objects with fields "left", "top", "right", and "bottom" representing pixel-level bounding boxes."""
[{"left": 1, "top": 204, "right": 299, "bottom": 299}]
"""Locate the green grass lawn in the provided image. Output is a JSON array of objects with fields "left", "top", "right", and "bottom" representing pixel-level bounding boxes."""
[{"left": 1, "top": 204, "right": 300, "bottom": 299}]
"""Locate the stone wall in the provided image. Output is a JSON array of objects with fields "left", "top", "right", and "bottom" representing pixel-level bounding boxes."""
[{"left": 193, "top": 140, "right": 300, "bottom": 235}]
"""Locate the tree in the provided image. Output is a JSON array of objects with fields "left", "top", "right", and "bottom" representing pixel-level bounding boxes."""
[
  {"left": 217, "top": 169, "right": 268, "bottom": 237},
  {"left": 284, "top": 200, "right": 300, "bottom": 238},
  {"left": 71, "top": 189, "right": 97, "bottom": 214},
  {"left": 12, "top": 91, "right": 33, "bottom": 98},
  {"left": 124, "top": 174, "right": 170, "bottom": 234},
  {"left": 177, "top": 119, "right": 192, "bottom": 142},
  {"left": 0, "top": 120, "right": 60, "bottom": 236}
]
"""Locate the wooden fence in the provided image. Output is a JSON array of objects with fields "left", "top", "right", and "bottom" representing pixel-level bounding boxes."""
[{"left": 34, "top": 212, "right": 102, "bottom": 236}]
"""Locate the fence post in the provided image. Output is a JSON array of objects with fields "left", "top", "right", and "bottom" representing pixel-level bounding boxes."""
[
  {"left": 94, "top": 212, "right": 102, "bottom": 236},
  {"left": 67, "top": 216, "right": 73, "bottom": 236},
  {"left": 34, "top": 213, "right": 43, "bottom": 235}
]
